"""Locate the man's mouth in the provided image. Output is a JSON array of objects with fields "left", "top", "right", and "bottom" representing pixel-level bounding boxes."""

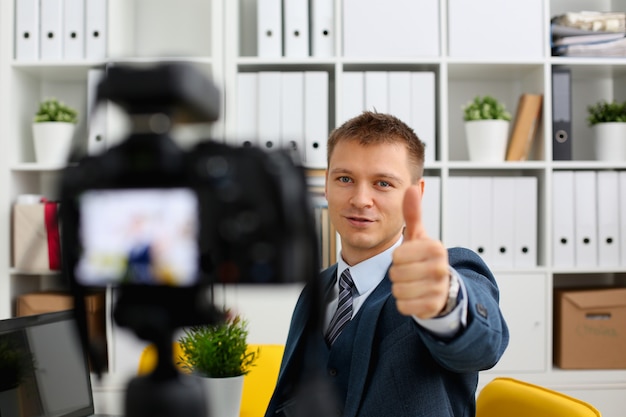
[{"left": 346, "top": 216, "right": 374, "bottom": 225}]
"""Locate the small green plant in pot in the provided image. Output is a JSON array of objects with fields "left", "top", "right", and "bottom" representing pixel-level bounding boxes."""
[
  {"left": 34, "top": 98, "right": 79, "bottom": 124},
  {"left": 586, "top": 99, "right": 626, "bottom": 161},
  {"left": 462, "top": 95, "right": 512, "bottom": 162},
  {"left": 32, "top": 98, "right": 79, "bottom": 165},
  {"left": 463, "top": 95, "right": 512, "bottom": 122},
  {"left": 178, "top": 314, "right": 258, "bottom": 417},
  {"left": 177, "top": 314, "right": 258, "bottom": 378}
]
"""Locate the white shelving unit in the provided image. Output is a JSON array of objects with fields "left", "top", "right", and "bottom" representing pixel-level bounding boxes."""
[{"left": 1, "top": 0, "right": 626, "bottom": 414}]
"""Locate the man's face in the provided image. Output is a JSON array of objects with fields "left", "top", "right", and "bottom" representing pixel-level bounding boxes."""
[{"left": 325, "top": 139, "right": 419, "bottom": 265}]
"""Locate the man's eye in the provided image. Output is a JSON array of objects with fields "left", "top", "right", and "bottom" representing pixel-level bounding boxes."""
[
  {"left": 338, "top": 176, "right": 351, "bottom": 183},
  {"left": 378, "top": 181, "right": 390, "bottom": 187}
]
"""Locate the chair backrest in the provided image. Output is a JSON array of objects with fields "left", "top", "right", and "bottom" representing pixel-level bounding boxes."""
[
  {"left": 137, "top": 342, "right": 285, "bottom": 417},
  {"left": 137, "top": 342, "right": 188, "bottom": 375},
  {"left": 476, "top": 377, "right": 602, "bottom": 417},
  {"left": 240, "top": 344, "right": 285, "bottom": 417}
]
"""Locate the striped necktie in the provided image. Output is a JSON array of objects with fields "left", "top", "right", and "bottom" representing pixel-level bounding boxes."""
[{"left": 325, "top": 269, "right": 355, "bottom": 346}]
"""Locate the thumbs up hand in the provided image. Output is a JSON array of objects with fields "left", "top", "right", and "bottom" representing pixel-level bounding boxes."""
[{"left": 389, "top": 185, "right": 451, "bottom": 319}]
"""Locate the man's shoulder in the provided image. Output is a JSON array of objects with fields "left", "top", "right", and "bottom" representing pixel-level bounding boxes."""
[{"left": 447, "top": 246, "right": 480, "bottom": 261}]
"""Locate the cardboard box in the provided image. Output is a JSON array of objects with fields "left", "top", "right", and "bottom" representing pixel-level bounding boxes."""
[
  {"left": 16, "top": 291, "right": 106, "bottom": 345},
  {"left": 12, "top": 202, "right": 61, "bottom": 273},
  {"left": 554, "top": 288, "right": 626, "bottom": 369}
]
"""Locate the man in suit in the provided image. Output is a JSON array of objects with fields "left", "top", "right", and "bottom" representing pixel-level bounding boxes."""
[{"left": 265, "top": 111, "right": 509, "bottom": 417}]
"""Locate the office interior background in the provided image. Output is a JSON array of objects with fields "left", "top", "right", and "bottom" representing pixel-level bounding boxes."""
[{"left": 1, "top": 0, "right": 626, "bottom": 415}]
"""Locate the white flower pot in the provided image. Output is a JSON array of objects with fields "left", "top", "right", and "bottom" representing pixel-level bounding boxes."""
[
  {"left": 32, "top": 122, "right": 75, "bottom": 165},
  {"left": 465, "top": 120, "right": 510, "bottom": 162},
  {"left": 202, "top": 375, "right": 244, "bottom": 417},
  {"left": 592, "top": 122, "right": 626, "bottom": 161}
]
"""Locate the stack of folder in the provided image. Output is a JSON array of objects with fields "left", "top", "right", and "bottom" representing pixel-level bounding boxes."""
[
  {"left": 341, "top": 71, "right": 436, "bottom": 163},
  {"left": 445, "top": 176, "right": 538, "bottom": 269},
  {"left": 257, "top": 0, "right": 333, "bottom": 57},
  {"left": 552, "top": 171, "right": 626, "bottom": 268},
  {"left": 234, "top": 71, "right": 329, "bottom": 168},
  {"left": 551, "top": 11, "right": 626, "bottom": 57},
  {"left": 15, "top": 0, "right": 107, "bottom": 61}
]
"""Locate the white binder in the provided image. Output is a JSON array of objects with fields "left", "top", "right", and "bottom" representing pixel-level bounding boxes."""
[
  {"left": 280, "top": 72, "right": 305, "bottom": 160},
  {"left": 448, "top": 0, "right": 542, "bottom": 59},
  {"left": 469, "top": 177, "right": 493, "bottom": 264},
  {"left": 304, "top": 71, "right": 329, "bottom": 168},
  {"left": 620, "top": 172, "right": 626, "bottom": 266},
  {"left": 388, "top": 72, "right": 412, "bottom": 125},
  {"left": 422, "top": 176, "right": 441, "bottom": 241},
  {"left": 596, "top": 171, "right": 620, "bottom": 267},
  {"left": 444, "top": 176, "right": 471, "bottom": 248},
  {"left": 552, "top": 171, "right": 575, "bottom": 268},
  {"left": 85, "top": 0, "right": 107, "bottom": 60},
  {"left": 258, "top": 72, "right": 282, "bottom": 151},
  {"left": 343, "top": 0, "right": 439, "bottom": 57},
  {"left": 283, "top": 0, "right": 309, "bottom": 57},
  {"left": 63, "top": 0, "right": 85, "bottom": 60},
  {"left": 341, "top": 71, "right": 364, "bottom": 124},
  {"left": 411, "top": 72, "right": 436, "bottom": 163},
  {"left": 574, "top": 171, "right": 598, "bottom": 267},
  {"left": 491, "top": 177, "right": 515, "bottom": 268},
  {"left": 310, "top": 0, "right": 334, "bottom": 57},
  {"left": 15, "top": 0, "right": 40, "bottom": 61},
  {"left": 40, "top": 0, "right": 63, "bottom": 61},
  {"left": 513, "top": 177, "right": 537, "bottom": 268},
  {"left": 87, "top": 69, "right": 107, "bottom": 155},
  {"left": 235, "top": 72, "right": 258, "bottom": 147},
  {"left": 257, "top": 0, "right": 282, "bottom": 57},
  {"left": 364, "top": 71, "right": 388, "bottom": 113}
]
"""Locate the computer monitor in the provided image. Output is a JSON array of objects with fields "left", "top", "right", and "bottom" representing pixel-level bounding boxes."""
[{"left": 0, "top": 310, "right": 96, "bottom": 417}]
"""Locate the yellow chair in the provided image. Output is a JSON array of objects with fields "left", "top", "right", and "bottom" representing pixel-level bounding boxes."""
[
  {"left": 137, "top": 342, "right": 188, "bottom": 375},
  {"left": 137, "top": 342, "right": 285, "bottom": 417},
  {"left": 239, "top": 344, "right": 284, "bottom": 417},
  {"left": 476, "top": 377, "right": 602, "bottom": 417}
]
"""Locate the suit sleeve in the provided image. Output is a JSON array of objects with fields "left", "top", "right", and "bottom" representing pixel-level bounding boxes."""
[{"left": 415, "top": 247, "right": 510, "bottom": 372}]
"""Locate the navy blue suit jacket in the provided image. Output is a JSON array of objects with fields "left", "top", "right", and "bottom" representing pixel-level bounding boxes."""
[{"left": 265, "top": 247, "right": 509, "bottom": 417}]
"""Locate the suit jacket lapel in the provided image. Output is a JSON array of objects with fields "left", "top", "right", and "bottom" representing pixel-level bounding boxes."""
[
  {"left": 343, "top": 273, "right": 393, "bottom": 417},
  {"left": 277, "top": 265, "right": 337, "bottom": 382}
]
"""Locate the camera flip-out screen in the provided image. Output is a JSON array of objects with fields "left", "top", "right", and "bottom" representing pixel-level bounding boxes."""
[{"left": 75, "top": 188, "right": 199, "bottom": 287}]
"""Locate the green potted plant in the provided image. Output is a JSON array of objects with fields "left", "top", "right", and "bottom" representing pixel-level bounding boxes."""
[
  {"left": 586, "top": 99, "right": 626, "bottom": 161},
  {"left": 462, "top": 95, "right": 512, "bottom": 162},
  {"left": 32, "top": 97, "right": 79, "bottom": 165},
  {"left": 0, "top": 337, "right": 35, "bottom": 415},
  {"left": 178, "top": 314, "right": 258, "bottom": 417}
]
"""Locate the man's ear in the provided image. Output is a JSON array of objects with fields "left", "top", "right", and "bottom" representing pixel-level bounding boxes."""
[
  {"left": 324, "top": 170, "right": 329, "bottom": 199},
  {"left": 418, "top": 177, "right": 425, "bottom": 196}
]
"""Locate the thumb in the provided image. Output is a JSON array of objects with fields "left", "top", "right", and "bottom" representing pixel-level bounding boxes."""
[{"left": 403, "top": 185, "right": 427, "bottom": 241}]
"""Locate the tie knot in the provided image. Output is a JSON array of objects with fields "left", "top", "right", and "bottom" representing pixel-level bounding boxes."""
[{"left": 339, "top": 269, "right": 354, "bottom": 292}]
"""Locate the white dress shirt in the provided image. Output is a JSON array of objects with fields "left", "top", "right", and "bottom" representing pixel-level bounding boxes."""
[{"left": 324, "top": 236, "right": 468, "bottom": 339}]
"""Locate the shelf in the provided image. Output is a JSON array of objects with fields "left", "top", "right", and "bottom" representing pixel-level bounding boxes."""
[
  {"left": 11, "top": 61, "right": 103, "bottom": 81},
  {"left": 11, "top": 163, "right": 69, "bottom": 172},
  {"left": 551, "top": 161, "right": 626, "bottom": 170},
  {"left": 9, "top": 268, "right": 62, "bottom": 277},
  {"left": 447, "top": 161, "right": 547, "bottom": 170}
]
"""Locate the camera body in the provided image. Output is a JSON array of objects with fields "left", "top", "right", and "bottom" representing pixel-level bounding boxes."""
[{"left": 59, "top": 63, "right": 320, "bottom": 384}]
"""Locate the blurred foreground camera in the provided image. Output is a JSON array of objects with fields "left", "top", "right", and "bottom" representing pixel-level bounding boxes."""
[{"left": 59, "top": 62, "right": 320, "bottom": 417}]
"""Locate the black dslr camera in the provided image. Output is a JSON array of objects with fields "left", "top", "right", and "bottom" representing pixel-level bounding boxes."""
[{"left": 59, "top": 63, "right": 320, "bottom": 417}]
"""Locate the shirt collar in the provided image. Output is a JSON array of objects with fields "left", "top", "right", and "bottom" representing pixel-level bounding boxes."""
[{"left": 337, "top": 236, "right": 403, "bottom": 296}]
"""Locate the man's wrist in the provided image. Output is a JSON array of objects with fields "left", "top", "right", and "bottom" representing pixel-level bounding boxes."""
[{"left": 437, "top": 270, "right": 460, "bottom": 317}]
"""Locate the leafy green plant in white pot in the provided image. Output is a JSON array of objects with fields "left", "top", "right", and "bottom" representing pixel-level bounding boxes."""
[
  {"left": 32, "top": 98, "right": 78, "bottom": 165},
  {"left": 463, "top": 95, "right": 512, "bottom": 162},
  {"left": 587, "top": 99, "right": 626, "bottom": 161},
  {"left": 178, "top": 314, "right": 258, "bottom": 417}
]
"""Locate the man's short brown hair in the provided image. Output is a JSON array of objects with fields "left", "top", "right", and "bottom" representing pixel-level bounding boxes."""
[{"left": 327, "top": 111, "right": 426, "bottom": 181}]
